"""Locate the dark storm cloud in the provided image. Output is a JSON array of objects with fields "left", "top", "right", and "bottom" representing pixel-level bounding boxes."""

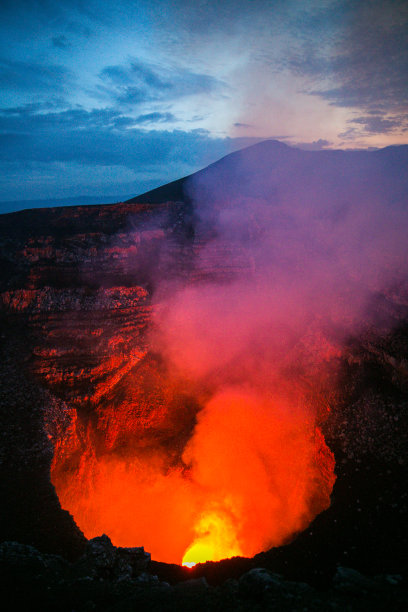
[
  {"left": 0, "top": 58, "right": 73, "bottom": 95},
  {"left": 98, "top": 59, "right": 225, "bottom": 106}
]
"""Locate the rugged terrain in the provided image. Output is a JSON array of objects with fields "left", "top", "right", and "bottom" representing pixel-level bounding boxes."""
[{"left": 0, "top": 141, "right": 407, "bottom": 609}]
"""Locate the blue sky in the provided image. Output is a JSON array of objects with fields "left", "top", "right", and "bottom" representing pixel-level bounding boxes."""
[{"left": 0, "top": 0, "right": 407, "bottom": 208}]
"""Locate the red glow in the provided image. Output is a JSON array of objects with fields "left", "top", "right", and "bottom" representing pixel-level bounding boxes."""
[{"left": 51, "top": 387, "right": 335, "bottom": 565}]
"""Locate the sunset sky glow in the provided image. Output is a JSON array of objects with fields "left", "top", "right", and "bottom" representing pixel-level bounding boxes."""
[{"left": 0, "top": 0, "right": 407, "bottom": 208}]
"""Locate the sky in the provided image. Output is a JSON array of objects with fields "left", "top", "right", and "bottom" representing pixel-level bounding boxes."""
[{"left": 0, "top": 0, "right": 407, "bottom": 209}]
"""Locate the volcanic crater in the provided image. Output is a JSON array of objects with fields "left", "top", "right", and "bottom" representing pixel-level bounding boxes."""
[{"left": 1, "top": 141, "right": 407, "bottom": 608}]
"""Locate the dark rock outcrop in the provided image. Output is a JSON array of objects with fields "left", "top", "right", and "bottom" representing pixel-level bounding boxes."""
[{"left": 1, "top": 540, "right": 406, "bottom": 611}]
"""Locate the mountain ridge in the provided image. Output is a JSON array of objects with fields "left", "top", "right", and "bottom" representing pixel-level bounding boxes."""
[
  {"left": 1, "top": 139, "right": 407, "bottom": 217},
  {"left": 126, "top": 139, "right": 408, "bottom": 205}
]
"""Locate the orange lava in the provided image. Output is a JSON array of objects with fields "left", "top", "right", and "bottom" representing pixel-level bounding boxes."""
[
  {"left": 182, "top": 510, "right": 243, "bottom": 566},
  {"left": 51, "top": 387, "right": 335, "bottom": 565}
]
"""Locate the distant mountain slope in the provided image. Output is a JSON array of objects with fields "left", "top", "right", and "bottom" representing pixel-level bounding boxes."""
[{"left": 127, "top": 139, "right": 408, "bottom": 206}]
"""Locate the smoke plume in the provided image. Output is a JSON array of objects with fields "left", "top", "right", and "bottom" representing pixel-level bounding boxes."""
[{"left": 52, "top": 141, "right": 408, "bottom": 564}]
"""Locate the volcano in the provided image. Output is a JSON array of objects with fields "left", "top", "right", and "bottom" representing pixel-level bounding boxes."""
[{"left": 0, "top": 141, "right": 407, "bottom": 606}]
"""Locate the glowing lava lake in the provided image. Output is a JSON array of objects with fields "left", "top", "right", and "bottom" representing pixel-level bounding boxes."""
[{"left": 50, "top": 385, "right": 336, "bottom": 566}]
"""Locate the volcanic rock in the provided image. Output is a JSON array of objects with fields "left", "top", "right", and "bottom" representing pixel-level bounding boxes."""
[
  {"left": 73, "top": 534, "right": 150, "bottom": 581},
  {"left": 0, "top": 141, "right": 407, "bottom": 608}
]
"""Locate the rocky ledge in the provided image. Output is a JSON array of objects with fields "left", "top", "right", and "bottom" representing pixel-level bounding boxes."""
[{"left": 1, "top": 536, "right": 405, "bottom": 611}]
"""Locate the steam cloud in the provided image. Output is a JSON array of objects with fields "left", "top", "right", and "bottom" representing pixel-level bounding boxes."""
[
  {"left": 52, "top": 141, "right": 408, "bottom": 564},
  {"left": 155, "top": 142, "right": 408, "bottom": 403},
  {"left": 150, "top": 141, "right": 408, "bottom": 561}
]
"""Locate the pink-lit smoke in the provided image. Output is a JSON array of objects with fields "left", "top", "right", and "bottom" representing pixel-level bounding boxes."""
[
  {"left": 52, "top": 141, "right": 408, "bottom": 564},
  {"left": 150, "top": 141, "right": 408, "bottom": 563}
]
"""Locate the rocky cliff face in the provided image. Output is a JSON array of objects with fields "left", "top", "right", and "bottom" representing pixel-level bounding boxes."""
[
  {"left": 0, "top": 198, "right": 253, "bottom": 556},
  {"left": 0, "top": 143, "right": 407, "bottom": 597}
]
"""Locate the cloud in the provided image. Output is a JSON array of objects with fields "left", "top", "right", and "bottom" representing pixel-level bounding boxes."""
[
  {"left": 278, "top": 1, "right": 408, "bottom": 139},
  {"left": 338, "top": 113, "right": 408, "bottom": 140},
  {"left": 98, "top": 59, "right": 226, "bottom": 106},
  {"left": 52, "top": 35, "right": 71, "bottom": 49},
  {"left": 0, "top": 104, "right": 237, "bottom": 200},
  {"left": 350, "top": 115, "right": 408, "bottom": 134},
  {"left": 294, "top": 139, "right": 332, "bottom": 151},
  {"left": 0, "top": 102, "right": 265, "bottom": 201},
  {"left": 287, "top": 1, "right": 408, "bottom": 108},
  {"left": 0, "top": 58, "right": 73, "bottom": 95},
  {"left": 0, "top": 106, "right": 173, "bottom": 134},
  {"left": 134, "top": 112, "right": 176, "bottom": 124},
  {"left": 0, "top": 105, "right": 261, "bottom": 164}
]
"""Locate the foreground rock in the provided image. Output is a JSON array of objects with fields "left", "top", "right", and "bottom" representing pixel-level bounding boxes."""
[{"left": 1, "top": 540, "right": 406, "bottom": 611}]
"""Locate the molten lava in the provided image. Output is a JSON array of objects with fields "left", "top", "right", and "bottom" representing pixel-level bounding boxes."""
[
  {"left": 182, "top": 510, "right": 243, "bottom": 567},
  {"left": 51, "top": 387, "right": 335, "bottom": 565}
]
